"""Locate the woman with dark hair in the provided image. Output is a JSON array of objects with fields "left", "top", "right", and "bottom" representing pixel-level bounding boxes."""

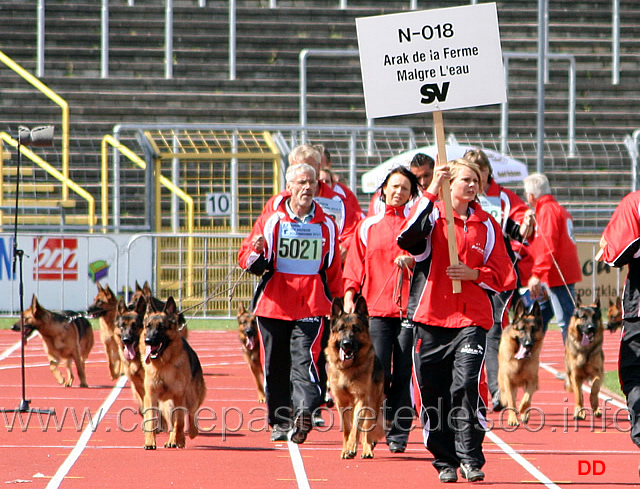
[{"left": 342, "top": 166, "right": 420, "bottom": 453}]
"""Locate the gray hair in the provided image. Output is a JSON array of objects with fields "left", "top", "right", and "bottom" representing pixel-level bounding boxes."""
[
  {"left": 288, "top": 144, "right": 322, "bottom": 167},
  {"left": 523, "top": 173, "right": 551, "bottom": 199},
  {"left": 285, "top": 163, "right": 316, "bottom": 183}
]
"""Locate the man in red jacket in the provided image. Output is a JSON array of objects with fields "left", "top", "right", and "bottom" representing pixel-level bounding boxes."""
[
  {"left": 599, "top": 190, "right": 640, "bottom": 476},
  {"left": 523, "top": 173, "right": 582, "bottom": 343},
  {"left": 238, "top": 163, "right": 343, "bottom": 444}
]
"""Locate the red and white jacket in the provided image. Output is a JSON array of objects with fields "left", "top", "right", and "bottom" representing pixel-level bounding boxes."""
[
  {"left": 529, "top": 194, "right": 582, "bottom": 288},
  {"left": 397, "top": 193, "right": 517, "bottom": 330},
  {"left": 601, "top": 190, "right": 640, "bottom": 319},
  {"left": 343, "top": 203, "right": 412, "bottom": 318},
  {"left": 238, "top": 198, "right": 343, "bottom": 320}
]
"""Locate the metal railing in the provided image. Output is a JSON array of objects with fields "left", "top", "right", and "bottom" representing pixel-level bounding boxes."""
[
  {"left": 0, "top": 50, "right": 70, "bottom": 199},
  {"left": 0, "top": 133, "right": 96, "bottom": 230}
]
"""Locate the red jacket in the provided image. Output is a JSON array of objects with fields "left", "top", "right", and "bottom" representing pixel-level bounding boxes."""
[
  {"left": 601, "top": 190, "right": 640, "bottom": 319},
  {"left": 333, "top": 180, "right": 365, "bottom": 220},
  {"left": 529, "top": 194, "right": 582, "bottom": 287},
  {"left": 397, "top": 193, "right": 517, "bottom": 330},
  {"left": 343, "top": 203, "right": 412, "bottom": 318},
  {"left": 238, "top": 198, "right": 343, "bottom": 320}
]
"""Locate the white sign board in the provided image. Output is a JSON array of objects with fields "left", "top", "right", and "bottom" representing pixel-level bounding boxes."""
[
  {"left": 206, "top": 192, "right": 232, "bottom": 216},
  {"left": 356, "top": 3, "right": 506, "bottom": 119},
  {"left": 0, "top": 233, "right": 152, "bottom": 312}
]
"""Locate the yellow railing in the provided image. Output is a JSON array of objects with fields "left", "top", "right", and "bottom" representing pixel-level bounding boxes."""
[
  {"left": 101, "top": 135, "right": 194, "bottom": 295},
  {"left": 0, "top": 50, "right": 70, "bottom": 200},
  {"left": 0, "top": 132, "right": 95, "bottom": 230}
]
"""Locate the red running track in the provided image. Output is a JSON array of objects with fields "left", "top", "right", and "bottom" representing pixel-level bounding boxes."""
[{"left": 0, "top": 327, "right": 638, "bottom": 488}]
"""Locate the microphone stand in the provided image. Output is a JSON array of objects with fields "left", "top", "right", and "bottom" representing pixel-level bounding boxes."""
[{"left": 1, "top": 133, "right": 54, "bottom": 415}]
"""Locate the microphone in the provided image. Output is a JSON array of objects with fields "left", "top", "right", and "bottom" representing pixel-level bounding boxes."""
[{"left": 18, "top": 125, "right": 55, "bottom": 147}]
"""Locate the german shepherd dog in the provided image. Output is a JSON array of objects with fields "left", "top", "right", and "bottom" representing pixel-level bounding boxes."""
[
  {"left": 606, "top": 296, "right": 622, "bottom": 332},
  {"left": 325, "top": 296, "right": 385, "bottom": 459},
  {"left": 237, "top": 304, "right": 265, "bottom": 403},
  {"left": 498, "top": 299, "right": 545, "bottom": 426},
  {"left": 141, "top": 296, "right": 206, "bottom": 449},
  {"left": 86, "top": 283, "right": 122, "bottom": 380},
  {"left": 115, "top": 295, "right": 147, "bottom": 411},
  {"left": 12, "top": 295, "right": 94, "bottom": 388},
  {"left": 130, "top": 281, "right": 188, "bottom": 339},
  {"left": 564, "top": 297, "right": 604, "bottom": 419}
]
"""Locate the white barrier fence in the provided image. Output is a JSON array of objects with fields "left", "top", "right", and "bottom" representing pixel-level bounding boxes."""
[{"left": 0, "top": 233, "right": 624, "bottom": 318}]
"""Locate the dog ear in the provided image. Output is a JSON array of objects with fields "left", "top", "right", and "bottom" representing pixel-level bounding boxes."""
[
  {"left": 117, "top": 297, "right": 127, "bottom": 316},
  {"left": 331, "top": 297, "right": 344, "bottom": 320},
  {"left": 513, "top": 299, "right": 525, "bottom": 319},
  {"left": 97, "top": 282, "right": 104, "bottom": 292},
  {"left": 354, "top": 295, "right": 369, "bottom": 319},
  {"left": 164, "top": 296, "right": 177, "bottom": 317},
  {"left": 134, "top": 295, "right": 147, "bottom": 317},
  {"left": 146, "top": 297, "right": 158, "bottom": 315},
  {"left": 143, "top": 281, "right": 153, "bottom": 298},
  {"left": 529, "top": 300, "right": 542, "bottom": 319},
  {"left": 238, "top": 303, "right": 246, "bottom": 316},
  {"left": 135, "top": 281, "right": 143, "bottom": 293},
  {"left": 106, "top": 284, "right": 116, "bottom": 298}
]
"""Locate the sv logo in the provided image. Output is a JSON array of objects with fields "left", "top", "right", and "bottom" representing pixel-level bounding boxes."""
[{"left": 420, "top": 82, "right": 450, "bottom": 104}]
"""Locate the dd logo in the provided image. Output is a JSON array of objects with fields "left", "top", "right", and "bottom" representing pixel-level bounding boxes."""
[{"left": 578, "top": 460, "right": 606, "bottom": 475}]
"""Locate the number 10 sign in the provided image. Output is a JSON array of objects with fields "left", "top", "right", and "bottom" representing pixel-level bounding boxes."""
[
  {"left": 356, "top": 2, "right": 506, "bottom": 119},
  {"left": 206, "top": 192, "right": 232, "bottom": 217}
]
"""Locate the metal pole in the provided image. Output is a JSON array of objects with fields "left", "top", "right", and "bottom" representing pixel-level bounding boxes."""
[
  {"left": 231, "top": 131, "right": 239, "bottom": 233},
  {"left": 536, "top": 0, "right": 547, "bottom": 173},
  {"left": 171, "top": 134, "right": 179, "bottom": 232},
  {"left": 165, "top": 0, "right": 173, "bottom": 79},
  {"left": 612, "top": 0, "right": 620, "bottom": 85},
  {"left": 229, "top": 0, "right": 236, "bottom": 80},
  {"left": 101, "top": 0, "right": 109, "bottom": 78},
  {"left": 349, "top": 131, "right": 357, "bottom": 192},
  {"left": 500, "top": 57, "right": 510, "bottom": 154},
  {"left": 37, "top": 0, "right": 45, "bottom": 78}
]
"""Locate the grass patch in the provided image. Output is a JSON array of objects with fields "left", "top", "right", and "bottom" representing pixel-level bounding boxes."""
[
  {"left": 603, "top": 369, "right": 623, "bottom": 398},
  {"left": 0, "top": 317, "right": 237, "bottom": 332}
]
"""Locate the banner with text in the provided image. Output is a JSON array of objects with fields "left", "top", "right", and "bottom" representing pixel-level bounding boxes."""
[{"left": 356, "top": 2, "right": 506, "bottom": 119}]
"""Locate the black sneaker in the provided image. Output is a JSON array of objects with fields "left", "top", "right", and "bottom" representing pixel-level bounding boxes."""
[
  {"left": 312, "top": 412, "right": 325, "bottom": 427},
  {"left": 388, "top": 441, "right": 406, "bottom": 453},
  {"left": 270, "top": 424, "right": 289, "bottom": 442},
  {"left": 290, "top": 411, "right": 312, "bottom": 444},
  {"left": 438, "top": 467, "right": 458, "bottom": 483},
  {"left": 460, "top": 463, "right": 485, "bottom": 482}
]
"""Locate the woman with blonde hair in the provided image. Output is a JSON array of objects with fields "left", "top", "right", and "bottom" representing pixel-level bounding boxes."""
[{"left": 398, "top": 158, "right": 516, "bottom": 483}]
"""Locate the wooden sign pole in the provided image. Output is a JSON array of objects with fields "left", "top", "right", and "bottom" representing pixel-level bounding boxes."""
[{"left": 433, "top": 110, "right": 462, "bottom": 294}]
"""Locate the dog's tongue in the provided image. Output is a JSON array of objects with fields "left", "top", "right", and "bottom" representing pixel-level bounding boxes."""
[
  {"left": 339, "top": 348, "right": 346, "bottom": 362},
  {"left": 124, "top": 343, "right": 136, "bottom": 361},
  {"left": 581, "top": 333, "right": 591, "bottom": 346},
  {"left": 245, "top": 337, "right": 255, "bottom": 350},
  {"left": 514, "top": 344, "right": 528, "bottom": 360},
  {"left": 145, "top": 345, "right": 152, "bottom": 364}
]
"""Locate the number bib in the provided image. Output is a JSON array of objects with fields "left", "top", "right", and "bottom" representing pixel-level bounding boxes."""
[
  {"left": 276, "top": 222, "right": 323, "bottom": 274},
  {"left": 477, "top": 195, "right": 502, "bottom": 224},
  {"left": 313, "top": 196, "right": 345, "bottom": 230}
]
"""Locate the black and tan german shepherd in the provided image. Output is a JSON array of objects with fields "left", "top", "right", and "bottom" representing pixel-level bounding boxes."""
[
  {"left": 564, "top": 297, "right": 604, "bottom": 419},
  {"left": 87, "top": 282, "right": 122, "bottom": 380},
  {"left": 498, "top": 299, "right": 545, "bottom": 426},
  {"left": 606, "top": 296, "right": 622, "bottom": 332},
  {"left": 325, "top": 296, "right": 384, "bottom": 459},
  {"left": 141, "top": 296, "right": 206, "bottom": 449},
  {"left": 237, "top": 304, "right": 265, "bottom": 403},
  {"left": 12, "top": 294, "right": 94, "bottom": 388}
]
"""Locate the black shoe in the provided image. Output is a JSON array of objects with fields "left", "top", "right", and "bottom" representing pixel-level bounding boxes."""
[
  {"left": 438, "top": 467, "right": 458, "bottom": 483},
  {"left": 388, "top": 441, "right": 406, "bottom": 453},
  {"left": 290, "top": 411, "right": 312, "bottom": 444},
  {"left": 460, "top": 463, "right": 485, "bottom": 482},
  {"left": 270, "top": 424, "right": 289, "bottom": 442}
]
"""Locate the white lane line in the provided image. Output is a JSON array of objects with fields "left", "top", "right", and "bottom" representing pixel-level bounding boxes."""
[
  {"left": 486, "top": 430, "right": 562, "bottom": 489},
  {"left": 287, "top": 441, "right": 311, "bottom": 489},
  {"left": 45, "top": 375, "right": 128, "bottom": 489},
  {"left": 540, "top": 362, "right": 627, "bottom": 409},
  {"left": 0, "top": 332, "right": 40, "bottom": 362}
]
